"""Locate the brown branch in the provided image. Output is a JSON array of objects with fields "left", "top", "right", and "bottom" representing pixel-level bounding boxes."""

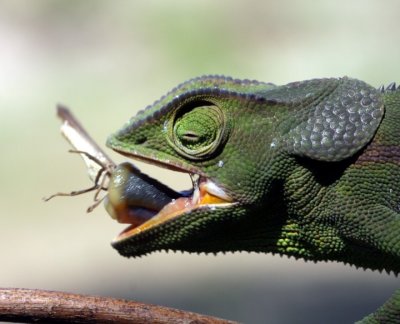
[{"left": 0, "top": 288, "right": 238, "bottom": 324}]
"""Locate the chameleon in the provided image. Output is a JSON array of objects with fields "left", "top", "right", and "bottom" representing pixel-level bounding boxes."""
[{"left": 96, "top": 76, "right": 400, "bottom": 322}]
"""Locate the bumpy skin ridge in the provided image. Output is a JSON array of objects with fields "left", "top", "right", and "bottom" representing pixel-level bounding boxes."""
[
  {"left": 117, "top": 75, "right": 277, "bottom": 136},
  {"left": 106, "top": 77, "right": 400, "bottom": 323}
]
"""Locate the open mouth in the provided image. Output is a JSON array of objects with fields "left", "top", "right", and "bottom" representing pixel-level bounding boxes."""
[
  {"left": 51, "top": 106, "right": 234, "bottom": 245},
  {"left": 104, "top": 160, "right": 234, "bottom": 243}
]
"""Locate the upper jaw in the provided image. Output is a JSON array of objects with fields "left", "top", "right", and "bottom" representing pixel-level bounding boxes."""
[{"left": 111, "top": 146, "right": 207, "bottom": 175}]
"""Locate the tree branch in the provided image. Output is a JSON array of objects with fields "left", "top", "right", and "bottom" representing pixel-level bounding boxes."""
[{"left": 0, "top": 288, "right": 237, "bottom": 324}]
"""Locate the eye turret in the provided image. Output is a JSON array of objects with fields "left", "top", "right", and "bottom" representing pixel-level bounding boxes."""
[{"left": 168, "top": 100, "right": 229, "bottom": 160}]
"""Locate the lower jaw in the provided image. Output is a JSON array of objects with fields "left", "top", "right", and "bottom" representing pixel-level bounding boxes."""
[{"left": 107, "top": 177, "right": 234, "bottom": 243}]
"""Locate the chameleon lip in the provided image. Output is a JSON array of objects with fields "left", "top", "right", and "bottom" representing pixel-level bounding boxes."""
[{"left": 111, "top": 176, "right": 234, "bottom": 243}]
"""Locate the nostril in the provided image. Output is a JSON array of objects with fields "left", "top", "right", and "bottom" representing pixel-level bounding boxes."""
[{"left": 135, "top": 136, "right": 147, "bottom": 145}]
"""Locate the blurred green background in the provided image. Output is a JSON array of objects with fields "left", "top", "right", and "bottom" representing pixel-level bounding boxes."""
[{"left": 1, "top": 1, "right": 399, "bottom": 323}]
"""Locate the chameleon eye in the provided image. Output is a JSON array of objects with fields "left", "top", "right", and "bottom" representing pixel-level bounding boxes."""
[{"left": 168, "top": 101, "right": 228, "bottom": 160}]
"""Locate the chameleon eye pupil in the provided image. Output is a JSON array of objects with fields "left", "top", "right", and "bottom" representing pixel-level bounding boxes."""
[{"left": 182, "top": 131, "right": 200, "bottom": 142}]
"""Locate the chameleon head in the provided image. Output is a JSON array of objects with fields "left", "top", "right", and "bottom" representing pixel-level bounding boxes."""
[
  {"left": 105, "top": 76, "right": 283, "bottom": 257},
  {"left": 105, "top": 75, "right": 385, "bottom": 263}
]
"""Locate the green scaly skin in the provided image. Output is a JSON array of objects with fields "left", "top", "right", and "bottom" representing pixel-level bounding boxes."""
[{"left": 106, "top": 76, "right": 400, "bottom": 323}]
